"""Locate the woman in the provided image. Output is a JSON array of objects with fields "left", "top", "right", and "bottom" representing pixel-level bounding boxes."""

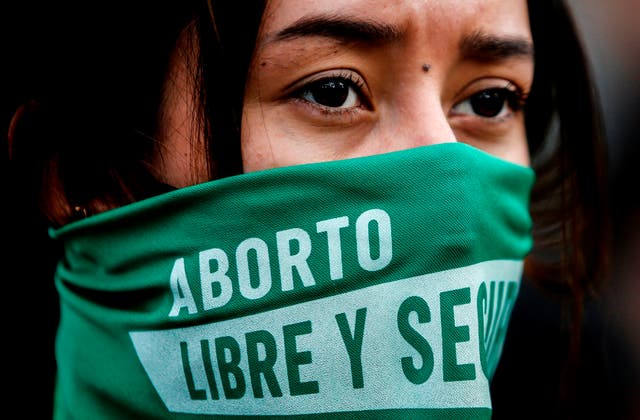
[{"left": 7, "top": 0, "right": 608, "bottom": 418}]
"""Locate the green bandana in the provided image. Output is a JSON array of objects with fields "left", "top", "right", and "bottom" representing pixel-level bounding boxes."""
[{"left": 51, "top": 143, "right": 534, "bottom": 419}]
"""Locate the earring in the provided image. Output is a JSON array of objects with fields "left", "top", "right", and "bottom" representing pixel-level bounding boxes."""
[{"left": 73, "top": 206, "right": 89, "bottom": 219}]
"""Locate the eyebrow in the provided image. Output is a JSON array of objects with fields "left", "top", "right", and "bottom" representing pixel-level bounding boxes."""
[
  {"left": 269, "top": 15, "right": 533, "bottom": 63},
  {"left": 460, "top": 31, "right": 534, "bottom": 62},
  {"left": 271, "top": 14, "right": 403, "bottom": 44}
]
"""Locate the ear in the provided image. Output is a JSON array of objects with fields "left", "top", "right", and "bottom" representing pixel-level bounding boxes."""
[
  {"left": 7, "top": 101, "right": 39, "bottom": 162},
  {"left": 7, "top": 106, "right": 22, "bottom": 161},
  {"left": 6, "top": 101, "right": 72, "bottom": 226}
]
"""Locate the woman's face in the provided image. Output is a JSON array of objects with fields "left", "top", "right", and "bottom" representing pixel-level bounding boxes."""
[{"left": 241, "top": 0, "right": 534, "bottom": 172}]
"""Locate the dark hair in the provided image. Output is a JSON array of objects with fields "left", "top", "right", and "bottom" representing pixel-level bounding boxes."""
[
  {"left": 524, "top": 0, "right": 610, "bottom": 403},
  {"left": 525, "top": 0, "right": 609, "bottom": 331},
  {"left": 9, "top": 0, "right": 608, "bottom": 306},
  {"left": 9, "top": 3, "right": 197, "bottom": 222},
  {"left": 8, "top": 1, "right": 266, "bottom": 224}
]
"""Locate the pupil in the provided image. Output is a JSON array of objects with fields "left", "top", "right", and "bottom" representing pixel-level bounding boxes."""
[
  {"left": 470, "top": 89, "right": 505, "bottom": 117},
  {"left": 311, "top": 80, "right": 349, "bottom": 107}
]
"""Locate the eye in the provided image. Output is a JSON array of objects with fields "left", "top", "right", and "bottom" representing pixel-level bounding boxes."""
[
  {"left": 452, "top": 87, "right": 525, "bottom": 119},
  {"left": 296, "top": 75, "right": 364, "bottom": 110}
]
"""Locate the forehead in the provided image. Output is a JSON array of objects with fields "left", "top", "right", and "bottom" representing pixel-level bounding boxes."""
[{"left": 261, "top": 0, "right": 532, "bottom": 40}]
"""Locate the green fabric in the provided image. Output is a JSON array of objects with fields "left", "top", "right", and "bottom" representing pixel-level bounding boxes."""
[{"left": 51, "top": 143, "right": 534, "bottom": 419}]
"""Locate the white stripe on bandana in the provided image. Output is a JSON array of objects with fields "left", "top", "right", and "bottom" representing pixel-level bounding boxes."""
[{"left": 131, "top": 259, "right": 521, "bottom": 416}]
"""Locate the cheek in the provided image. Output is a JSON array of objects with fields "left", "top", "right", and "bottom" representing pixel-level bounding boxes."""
[
  {"left": 241, "top": 99, "right": 375, "bottom": 173},
  {"left": 451, "top": 114, "right": 530, "bottom": 167},
  {"left": 497, "top": 114, "right": 530, "bottom": 166},
  {"left": 241, "top": 103, "right": 316, "bottom": 173},
  {"left": 241, "top": 104, "right": 275, "bottom": 173},
  {"left": 491, "top": 118, "right": 530, "bottom": 167},
  {"left": 512, "top": 124, "right": 531, "bottom": 167}
]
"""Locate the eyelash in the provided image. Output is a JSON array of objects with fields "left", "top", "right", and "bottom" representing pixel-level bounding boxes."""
[
  {"left": 291, "top": 71, "right": 370, "bottom": 116},
  {"left": 451, "top": 83, "right": 529, "bottom": 121},
  {"left": 508, "top": 85, "right": 528, "bottom": 110},
  {"left": 290, "top": 72, "right": 528, "bottom": 124}
]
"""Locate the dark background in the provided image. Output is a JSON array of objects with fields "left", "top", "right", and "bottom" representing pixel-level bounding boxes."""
[{"left": 3, "top": 4, "right": 62, "bottom": 417}]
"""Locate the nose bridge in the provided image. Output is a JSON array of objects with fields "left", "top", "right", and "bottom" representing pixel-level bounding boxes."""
[{"left": 395, "top": 85, "right": 457, "bottom": 148}]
